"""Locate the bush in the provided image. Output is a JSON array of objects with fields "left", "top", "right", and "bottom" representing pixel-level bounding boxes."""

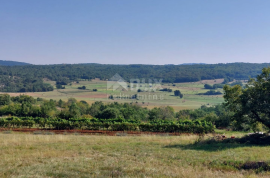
[
  {"left": 0, "top": 116, "right": 214, "bottom": 133},
  {"left": 78, "top": 86, "right": 86, "bottom": 90}
]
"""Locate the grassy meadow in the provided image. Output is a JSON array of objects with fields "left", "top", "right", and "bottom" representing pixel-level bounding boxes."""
[
  {"left": 2, "top": 79, "right": 225, "bottom": 111},
  {"left": 2, "top": 78, "right": 264, "bottom": 177},
  {"left": 1, "top": 131, "right": 269, "bottom": 178}
]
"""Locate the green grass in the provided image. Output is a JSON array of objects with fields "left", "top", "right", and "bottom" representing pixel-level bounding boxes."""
[
  {"left": 214, "top": 129, "right": 250, "bottom": 137},
  {"left": 3, "top": 79, "right": 225, "bottom": 111},
  {"left": 0, "top": 132, "right": 270, "bottom": 177}
]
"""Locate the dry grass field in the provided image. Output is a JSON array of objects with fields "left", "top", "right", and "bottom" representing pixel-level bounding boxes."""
[{"left": 1, "top": 132, "right": 270, "bottom": 178}]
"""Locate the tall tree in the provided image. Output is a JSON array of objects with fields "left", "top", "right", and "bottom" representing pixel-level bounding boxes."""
[
  {"left": 223, "top": 67, "right": 270, "bottom": 129},
  {"left": 174, "top": 90, "right": 181, "bottom": 96}
]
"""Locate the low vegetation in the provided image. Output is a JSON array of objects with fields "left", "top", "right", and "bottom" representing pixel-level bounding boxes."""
[
  {"left": 0, "top": 116, "right": 214, "bottom": 134},
  {"left": 1, "top": 133, "right": 270, "bottom": 177},
  {"left": 198, "top": 90, "right": 223, "bottom": 95}
]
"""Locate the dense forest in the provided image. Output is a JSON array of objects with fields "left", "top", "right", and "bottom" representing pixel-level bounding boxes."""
[
  {"left": 0, "top": 63, "right": 269, "bottom": 92},
  {"left": 0, "top": 60, "right": 31, "bottom": 66}
]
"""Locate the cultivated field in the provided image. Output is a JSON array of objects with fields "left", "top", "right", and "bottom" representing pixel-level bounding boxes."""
[
  {"left": 0, "top": 132, "right": 269, "bottom": 178},
  {"left": 1, "top": 79, "right": 225, "bottom": 111}
]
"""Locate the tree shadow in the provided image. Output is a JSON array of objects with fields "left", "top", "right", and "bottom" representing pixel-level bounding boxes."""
[
  {"left": 164, "top": 135, "right": 270, "bottom": 152},
  {"left": 164, "top": 142, "right": 255, "bottom": 152}
]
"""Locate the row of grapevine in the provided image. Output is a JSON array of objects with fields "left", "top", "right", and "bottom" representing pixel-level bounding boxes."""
[{"left": 0, "top": 116, "right": 214, "bottom": 134}]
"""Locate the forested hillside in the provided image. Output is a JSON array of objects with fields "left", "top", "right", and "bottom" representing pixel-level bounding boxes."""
[
  {"left": 0, "top": 63, "right": 269, "bottom": 92},
  {"left": 0, "top": 60, "right": 31, "bottom": 66}
]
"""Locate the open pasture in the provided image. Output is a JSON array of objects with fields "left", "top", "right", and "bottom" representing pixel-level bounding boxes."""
[
  {"left": 1, "top": 79, "right": 224, "bottom": 111},
  {"left": 0, "top": 132, "right": 269, "bottom": 178}
]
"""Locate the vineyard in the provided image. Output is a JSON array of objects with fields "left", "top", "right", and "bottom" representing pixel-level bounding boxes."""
[{"left": 0, "top": 116, "right": 214, "bottom": 134}]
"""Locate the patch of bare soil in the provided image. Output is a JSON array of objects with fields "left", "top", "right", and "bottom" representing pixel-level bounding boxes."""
[
  {"left": 79, "top": 93, "right": 108, "bottom": 98},
  {"left": 195, "top": 79, "right": 224, "bottom": 84},
  {"left": 0, "top": 128, "right": 197, "bottom": 136},
  {"left": 0, "top": 92, "right": 42, "bottom": 97}
]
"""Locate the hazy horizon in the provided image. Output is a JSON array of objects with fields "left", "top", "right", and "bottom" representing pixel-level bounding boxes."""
[
  {"left": 1, "top": 1, "right": 270, "bottom": 65},
  {"left": 2, "top": 60, "right": 270, "bottom": 66}
]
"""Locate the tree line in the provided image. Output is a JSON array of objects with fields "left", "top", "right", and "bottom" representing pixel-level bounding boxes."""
[
  {"left": 0, "top": 93, "right": 226, "bottom": 126},
  {"left": 0, "top": 116, "right": 214, "bottom": 134},
  {"left": 0, "top": 94, "right": 216, "bottom": 133},
  {"left": 0, "top": 63, "right": 269, "bottom": 92}
]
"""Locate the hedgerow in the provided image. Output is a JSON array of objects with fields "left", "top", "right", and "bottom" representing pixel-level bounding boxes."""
[{"left": 0, "top": 116, "right": 214, "bottom": 134}]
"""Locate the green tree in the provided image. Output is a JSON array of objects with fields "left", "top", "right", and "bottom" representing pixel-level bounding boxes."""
[
  {"left": 0, "top": 94, "right": 11, "bottom": 105},
  {"left": 223, "top": 67, "right": 270, "bottom": 129},
  {"left": 67, "top": 98, "right": 77, "bottom": 105},
  {"left": 87, "top": 101, "right": 104, "bottom": 117},
  {"left": 204, "top": 113, "right": 218, "bottom": 124},
  {"left": 179, "top": 93, "right": 183, "bottom": 98},
  {"left": 69, "top": 102, "right": 81, "bottom": 118},
  {"left": 174, "top": 90, "right": 181, "bottom": 96},
  {"left": 40, "top": 99, "right": 56, "bottom": 117},
  {"left": 56, "top": 84, "right": 63, "bottom": 89},
  {"left": 148, "top": 106, "right": 175, "bottom": 121},
  {"left": 204, "top": 84, "right": 213, "bottom": 89},
  {"left": 78, "top": 86, "right": 86, "bottom": 89},
  {"left": 98, "top": 108, "right": 121, "bottom": 119},
  {"left": 20, "top": 102, "right": 30, "bottom": 116},
  {"left": 58, "top": 99, "right": 64, "bottom": 108}
]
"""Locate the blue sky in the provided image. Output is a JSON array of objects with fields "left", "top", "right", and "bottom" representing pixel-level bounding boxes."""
[{"left": 1, "top": 0, "right": 270, "bottom": 65}]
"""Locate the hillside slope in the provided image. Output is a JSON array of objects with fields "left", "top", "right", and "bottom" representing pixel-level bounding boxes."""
[{"left": 0, "top": 60, "right": 31, "bottom": 66}]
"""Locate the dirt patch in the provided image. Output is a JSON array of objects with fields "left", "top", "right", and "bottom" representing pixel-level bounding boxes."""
[
  {"left": 79, "top": 93, "right": 108, "bottom": 98},
  {"left": 180, "top": 87, "right": 202, "bottom": 90},
  {"left": 195, "top": 79, "right": 224, "bottom": 84},
  {"left": 0, "top": 92, "right": 42, "bottom": 97},
  {"left": 0, "top": 128, "right": 196, "bottom": 136},
  {"left": 91, "top": 78, "right": 102, "bottom": 81}
]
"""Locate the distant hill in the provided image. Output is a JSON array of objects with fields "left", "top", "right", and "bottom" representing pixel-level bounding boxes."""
[
  {"left": 0, "top": 62, "right": 269, "bottom": 92},
  {"left": 179, "top": 63, "right": 207, "bottom": 65},
  {"left": 0, "top": 60, "right": 31, "bottom": 66}
]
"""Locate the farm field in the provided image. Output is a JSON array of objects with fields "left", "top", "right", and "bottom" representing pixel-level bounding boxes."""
[
  {"left": 0, "top": 132, "right": 269, "bottom": 178},
  {"left": 0, "top": 79, "right": 225, "bottom": 111}
]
